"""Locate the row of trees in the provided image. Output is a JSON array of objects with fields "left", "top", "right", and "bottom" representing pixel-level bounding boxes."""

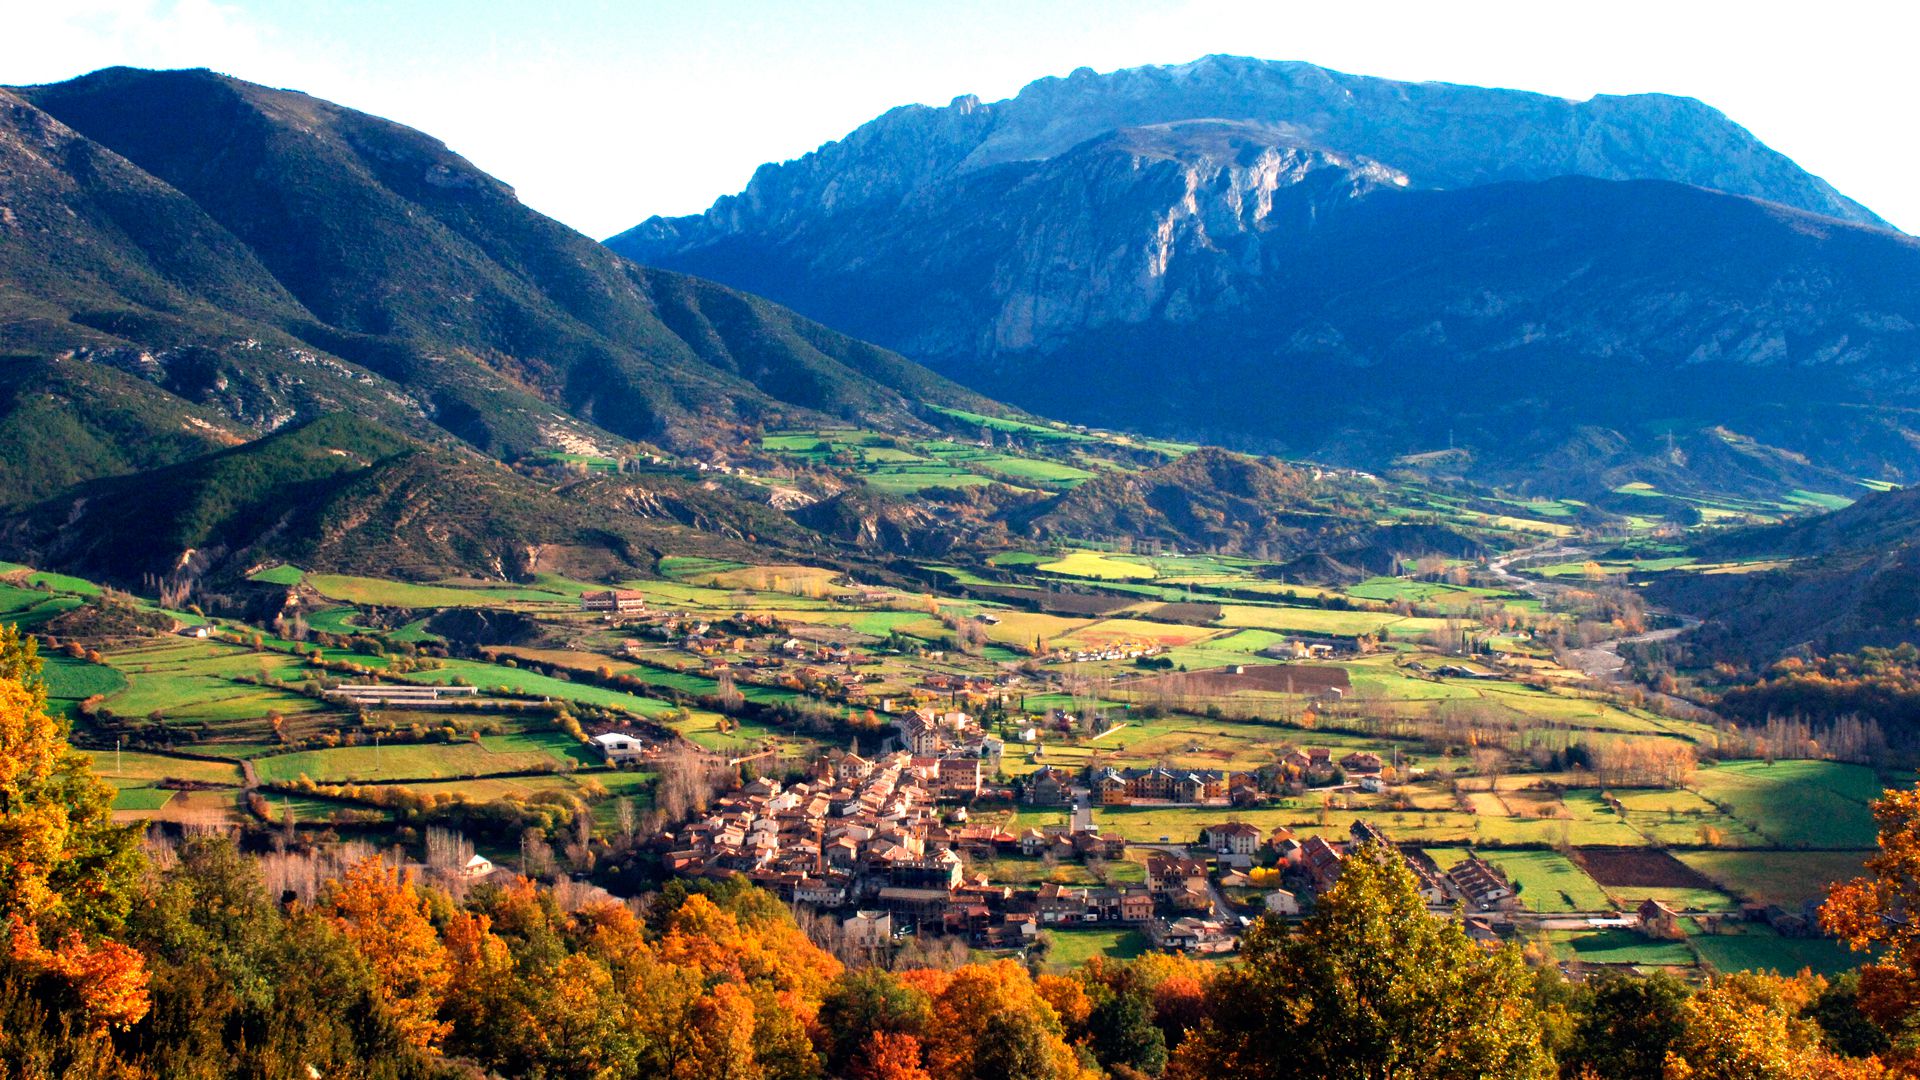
[{"left": 7, "top": 621, "right": 1920, "bottom": 1078}]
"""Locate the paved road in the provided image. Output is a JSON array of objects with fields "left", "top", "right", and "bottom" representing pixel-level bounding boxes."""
[{"left": 1069, "top": 787, "right": 1095, "bottom": 834}]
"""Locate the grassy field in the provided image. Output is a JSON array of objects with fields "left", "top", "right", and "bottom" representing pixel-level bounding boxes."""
[
  {"left": 94, "top": 639, "right": 337, "bottom": 738},
  {"left": 1689, "top": 761, "right": 1880, "bottom": 848},
  {"left": 1690, "top": 923, "right": 1861, "bottom": 977},
  {"left": 1042, "top": 927, "right": 1149, "bottom": 968},
  {"left": 1461, "top": 850, "right": 1612, "bottom": 912},
  {"left": 84, "top": 749, "right": 244, "bottom": 786},
  {"left": 410, "top": 660, "right": 692, "bottom": 717},
  {"left": 1676, "top": 850, "right": 1873, "bottom": 909},
  {"left": 1211, "top": 604, "right": 1455, "bottom": 638},
  {"left": 41, "top": 654, "right": 128, "bottom": 702},
  {"left": 253, "top": 731, "right": 589, "bottom": 784},
  {"left": 108, "top": 785, "right": 178, "bottom": 811},
  {"left": 305, "top": 575, "right": 574, "bottom": 608},
  {"left": 1545, "top": 928, "right": 1694, "bottom": 967}
]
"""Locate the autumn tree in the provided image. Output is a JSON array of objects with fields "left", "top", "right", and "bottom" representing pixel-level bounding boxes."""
[
  {"left": 1824, "top": 778, "right": 1920, "bottom": 1060},
  {"left": 916, "top": 959, "right": 1084, "bottom": 1080},
  {"left": 0, "top": 625, "right": 148, "bottom": 1042},
  {"left": 1560, "top": 971, "right": 1691, "bottom": 1079},
  {"left": 1169, "top": 841, "right": 1552, "bottom": 1079},
  {"left": 1661, "top": 973, "right": 1884, "bottom": 1079},
  {"left": 820, "top": 967, "right": 933, "bottom": 1076},
  {"left": 324, "top": 856, "right": 452, "bottom": 1050},
  {"left": 849, "top": 1030, "right": 934, "bottom": 1080}
]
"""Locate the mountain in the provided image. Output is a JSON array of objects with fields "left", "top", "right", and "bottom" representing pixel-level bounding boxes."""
[
  {"left": 1653, "top": 488, "right": 1920, "bottom": 661},
  {"left": 1009, "top": 447, "right": 1483, "bottom": 568},
  {"left": 0, "top": 413, "right": 719, "bottom": 587},
  {"left": 0, "top": 67, "right": 996, "bottom": 497},
  {"left": 613, "top": 57, "right": 1919, "bottom": 496}
]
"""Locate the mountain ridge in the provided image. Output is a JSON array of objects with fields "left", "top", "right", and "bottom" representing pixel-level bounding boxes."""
[
  {"left": 615, "top": 53, "right": 1887, "bottom": 261},
  {"left": 0, "top": 66, "right": 1002, "bottom": 495}
]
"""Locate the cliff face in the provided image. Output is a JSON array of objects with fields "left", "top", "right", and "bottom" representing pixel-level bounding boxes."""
[{"left": 616, "top": 54, "right": 1885, "bottom": 262}]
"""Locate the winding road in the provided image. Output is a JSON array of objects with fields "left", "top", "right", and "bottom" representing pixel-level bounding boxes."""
[{"left": 1486, "top": 541, "right": 1713, "bottom": 720}]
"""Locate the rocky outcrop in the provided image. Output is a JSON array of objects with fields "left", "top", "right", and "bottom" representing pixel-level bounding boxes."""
[{"left": 614, "top": 54, "right": 1885, "bottom": 264}]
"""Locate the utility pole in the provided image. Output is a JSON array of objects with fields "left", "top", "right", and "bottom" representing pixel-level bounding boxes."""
[{"left": 374, "top": 731, "right": 382, "bottom": 772}]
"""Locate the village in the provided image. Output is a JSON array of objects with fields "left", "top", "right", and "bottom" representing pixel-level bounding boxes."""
[{"left": 623, "top": 700, "right": 1756, "bottom": 965}]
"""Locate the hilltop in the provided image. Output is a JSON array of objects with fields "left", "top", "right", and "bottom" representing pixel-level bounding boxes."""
[{"left": 0, "top": 67, "right": 996, "bottom": 495}]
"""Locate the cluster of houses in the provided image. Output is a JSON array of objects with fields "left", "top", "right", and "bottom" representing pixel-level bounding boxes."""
[
  {"left": 658, "top": 745, "right": 1167, "bottom": 949},
  {"left": 1044, "top": 642, "right": 1167, "bottom": 665}
]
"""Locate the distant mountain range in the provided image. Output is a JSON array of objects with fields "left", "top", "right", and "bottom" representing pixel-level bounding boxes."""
[
  {"left": 0, "top": 66, "right": 994, "bottom": 501},
  {"left": 613, "top": 56, "right": 1920, "bottom": 497}
]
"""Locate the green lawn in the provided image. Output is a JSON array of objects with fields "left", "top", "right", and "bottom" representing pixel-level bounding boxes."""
[
  {"left": 1546, "top": 928, "right": 1694, "bottom": 967},
  {"left": 247, "top": 564, "right": 307, "bottom": 586},
  {"left": 1042, "top": 928, "right": 1149, "bottom": 969},
  {"left": 41, "top": 655, "right": 128, "bottom": 701},
  {"left": 109, "top": 785, "right": 177, "bottom": 811}
]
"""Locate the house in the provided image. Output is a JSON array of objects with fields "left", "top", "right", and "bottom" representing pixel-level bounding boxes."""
[
  {"left": 1264, "top": 889, "right": 1300, "bottom": 916},
  {"left": 1638, "top": 899, "right": 1682, "bottom": 938},
  {"left": 1089, "top": 765, "right": 1232, "bottom": 805},
  {"left": 1341, "top": 751, "right": 1384, "bottom": 775},
  {"left": 1301, "top": 836, "right": 1345, "bottom": 894},
  {"left": 794, "top": 878, "right": 848, "bottom": 906},
  {"left": 460, "top": 854, "right": 496, "bottom": 879},
  {"left": 936, "top": 756, "right": 983, "bottom": 799},
  {"left": 1448, "top": 857, "right": 1514, "bottom": 909},
  {"left": 591, "top": 731, "right": 647, "bottom": 765},
  {"left": 843, "top": 910, "right": 893, "bottom": 950},
  {"left": 1147, "top": 856, "right": 1209, "bottom": 899},
  {"left": 1029, "top": 760, "right": 1075, "bottom": 803},
  {"left": 580, "top": 589, "right": 649, "bottom": 615},
  {"left": 1151, "top": 917, "right": 1237, "bottom": 955},
  {"left": 1118, "top": 885, "right": 1155, "bottom": 923},
  {"left": 1201, "top": 822, "right": 1263, "bottom": 867}
]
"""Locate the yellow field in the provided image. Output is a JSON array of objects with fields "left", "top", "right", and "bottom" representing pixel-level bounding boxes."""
[
  {"left": 978, "top": 611, "right": 1093, "bottom": 646},
  {"left": 1036, "top": 551, "right": 1157, "bottom": 580},
  {"left": 1213, "top": 604, "right": 1407, "bottom": 636},
  {"left": 1055, "top": 619, "right": 1221, "bottom": 649},
  {"left": 704, "top": 565, "right": 850, "bottom": 595}
]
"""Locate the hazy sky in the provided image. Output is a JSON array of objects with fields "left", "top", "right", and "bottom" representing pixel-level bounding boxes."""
[{"left": 6, "top": 0, "right": 1916, "bottom": 237}]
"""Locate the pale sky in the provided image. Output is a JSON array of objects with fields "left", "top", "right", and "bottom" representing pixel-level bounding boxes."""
[{"left": 3, "top": 0, "right": 1916, "bottom": 237}]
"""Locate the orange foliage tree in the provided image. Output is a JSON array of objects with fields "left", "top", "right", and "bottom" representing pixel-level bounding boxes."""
[
  {"left": 324, "top": 856, "right": 452, "bottom": 1050},
  {"left": 1825, "top": 780, "right": 1920, "bottom": 1062},
  {"left": 0, "top": 626, "right": 147, "bottom": 1030}
]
